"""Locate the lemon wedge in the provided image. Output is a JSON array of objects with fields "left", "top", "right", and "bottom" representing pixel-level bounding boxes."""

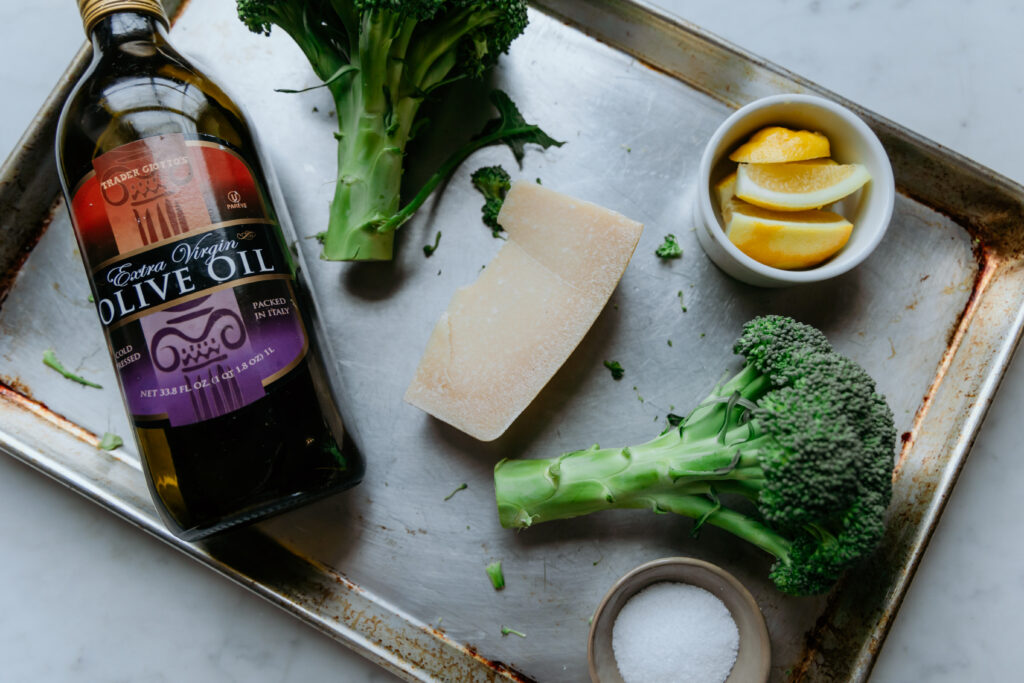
[
  {"left": 735, "top": 159, "right": 870, "bottom": 211},
  {"left": 724, "top": 199, "right": 852, "bottom": 269},
  {"left": 729, "top": 126, "right": 830, "bottom": 164},
  {"left": 715, "top": 171, "right": 737, "bottom": 208}
]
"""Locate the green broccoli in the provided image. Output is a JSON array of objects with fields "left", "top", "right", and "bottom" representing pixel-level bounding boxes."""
[
  {"left": 603, "top": 360, "right": 624, "bottom": 381},
  {"left": 493, "top": 316, "right": 896, "bottom": 595},
  {"left": 237, "top": 0, "right": 533, "bottom": 261},
  {"left": 422, "top": 230, "right": 442, "bottom": 257},
  {"left": 471, "top": 165, "right": 511, "bottom": 236},
  {"left": 655, "top": 233, "right": 682, "bottom": 259}
]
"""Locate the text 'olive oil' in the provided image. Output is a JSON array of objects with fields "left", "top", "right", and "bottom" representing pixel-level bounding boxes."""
[{"left": 57, "top": 0, "right": 364, "bottom": 540}]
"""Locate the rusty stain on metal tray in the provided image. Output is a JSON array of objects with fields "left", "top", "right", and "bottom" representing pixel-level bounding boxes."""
[{"left": 2, "top": 0, "right": 1024, "bottom": 681}]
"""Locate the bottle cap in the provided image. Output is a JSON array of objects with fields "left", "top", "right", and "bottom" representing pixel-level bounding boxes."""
[{"left": 78, "top": 0, "right": 169, "bottom": 35}]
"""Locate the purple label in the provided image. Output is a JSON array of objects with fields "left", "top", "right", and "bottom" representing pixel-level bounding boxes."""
[{"left": 111, "top": 279, "right": 308, "bottom": 426}]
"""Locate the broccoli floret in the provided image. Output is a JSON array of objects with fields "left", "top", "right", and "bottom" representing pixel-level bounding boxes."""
[
  {"left": 237, "top": 0, "right": 533, "bottom": 261},
  {"left": 603, "top": 360, "right": 625, "bottom": 380},
  {"left": 493, "top": 315, "right": 896, "bottom": 595},
  {"left": 655, "top": 234, "right": 682, "bottom": 259},
  {"left": 471, "top": 165, "right": 511, "bottom": 236}
]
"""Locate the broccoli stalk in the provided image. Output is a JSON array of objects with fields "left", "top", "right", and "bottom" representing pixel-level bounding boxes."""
[
  {"left": 493, "top": 316, "right": 896, "bottom": 595},
  {"left": 237, "top": 1, "right": 532, "bottom": 261}
]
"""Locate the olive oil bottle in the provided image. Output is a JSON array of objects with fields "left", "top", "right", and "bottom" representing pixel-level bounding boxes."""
[{"left": 56, "top": 0, "right": 364, "bottom": 540}]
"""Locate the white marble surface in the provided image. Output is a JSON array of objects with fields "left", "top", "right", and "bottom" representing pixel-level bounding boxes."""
[{"left": 1, "top": 0, "right": 1022, "bottom": 681}]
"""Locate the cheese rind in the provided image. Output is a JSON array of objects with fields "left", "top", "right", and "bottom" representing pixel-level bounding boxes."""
[{"left": 404, "top": 182, "right": 644, "bottom": 441}]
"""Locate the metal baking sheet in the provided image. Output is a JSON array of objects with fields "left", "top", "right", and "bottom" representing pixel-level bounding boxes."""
[{"left": 2, "top": 0, "right": 1023, "bottom": 680}]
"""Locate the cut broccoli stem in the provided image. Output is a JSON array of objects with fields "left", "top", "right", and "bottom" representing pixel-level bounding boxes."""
[
  {"left": 494, "top": 428, "right": 767, "bottom": 529},
  {"left": 322, "top": 83, "right": 418, "bottom": 260}
]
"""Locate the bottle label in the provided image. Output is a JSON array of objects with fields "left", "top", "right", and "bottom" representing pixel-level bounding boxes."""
[{"left": 71, "top": 133, "right": 308, "bottom": 427}]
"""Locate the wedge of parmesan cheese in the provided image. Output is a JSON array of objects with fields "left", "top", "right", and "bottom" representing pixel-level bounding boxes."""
[{"left": 404, "top": 182, "right": 644, "bottom": 441}]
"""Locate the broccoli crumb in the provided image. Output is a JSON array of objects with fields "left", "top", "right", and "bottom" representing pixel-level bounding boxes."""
[
  {"left": 677, "top": 290, "right": 687, "bottom": 312},
  {"left": 603, "top": 360, "right": 624, "bottom": 380},
  {"left": 656, "top": 234, "right": 683, "bottom": 259},
  {"left": 423, "top": 231, "right": 441, "bottom": 257},
  {"left": 667, "top": 339, "right": 673, "bottom": 347},
  {"left": 501, "top": 626, "right": 526, "bottom": 638},
  {"left": 42, "top": 349, "right": 102, "bottom": 389},
  {"left": 444, "top": 483, "right": 467, "bottom": 501},
  {"left": 486, "top": 561, "right": 505, "bottom": 590},
  {"left": 97, "top": 432, "right": 123, "bottom": 451}
]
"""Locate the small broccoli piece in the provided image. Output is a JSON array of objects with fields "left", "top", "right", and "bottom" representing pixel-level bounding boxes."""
[
  {"left": 500, "top": 626, "right": 526, "bottom": 638},
  {"left": 42, "top": 349, "right": 102, "bottom": 389},
  {"left": 603, "top": 360, "right": 625, "bottom": 381},
  {"left": 443, "top": 482, "right": 467, "bottom": 501},
  {"left": 423, "top": 231, "right": 442, "bottom": 257},
  {"left": 494, "top": 316, "right": 895, "bottom": 595},
  {"left": 237, "top": 0, "right": 537, "bottom": 261},
  {"left": 655, "top": 234, "right": 683, "bottom": 259},
  {"left": 485, "top": 561, "right": 505, "bottom": 590},
  {"left": 471, "top": 165, "right": 511, "bottom": 236},
  {"left": 97, "top": 432, "right": 123, "bottom": 451}
]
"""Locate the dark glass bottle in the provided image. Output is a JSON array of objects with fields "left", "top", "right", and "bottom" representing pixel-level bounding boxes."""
[{"left": 56, "top": 0, "right": 363, "bottom": 540}]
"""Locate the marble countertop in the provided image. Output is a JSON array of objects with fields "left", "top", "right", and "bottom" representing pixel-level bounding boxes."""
[{"left": 1, "top": 1, "right": 1021, "bottom": 681}]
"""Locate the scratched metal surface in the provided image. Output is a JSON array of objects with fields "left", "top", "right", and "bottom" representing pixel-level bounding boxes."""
[{"left": 2, "top": 0, "right": 1024, "bottom": 681}]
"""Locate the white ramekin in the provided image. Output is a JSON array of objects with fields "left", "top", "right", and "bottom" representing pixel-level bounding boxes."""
[{"left": 694, "top": 94, "right": 895, "bottom": 287}]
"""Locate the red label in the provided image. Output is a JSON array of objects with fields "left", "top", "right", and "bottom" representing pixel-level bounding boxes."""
[{"left": 71, "top": 134, "right": 308, "bottom": 427}]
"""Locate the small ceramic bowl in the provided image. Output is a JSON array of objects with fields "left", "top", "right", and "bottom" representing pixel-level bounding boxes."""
[
  {"left": 694, "top": 93, "right": 895, "bottom": 287},
  {"left": 587, "top": 557, "right": 769, "bottom": 683}
]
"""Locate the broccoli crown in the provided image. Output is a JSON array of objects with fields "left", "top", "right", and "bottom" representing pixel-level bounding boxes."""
[
  {"left": 238, "top": 0, "right": 528, "bottom": 81},
  {"left": 742, "top": 332, "right": 895, "bottom": 594},
  {"left": 770, "top": 484, "right": 890, "bottom": 595},
  {"left": 734, "top": 314, "right": 832, "bottom": 386},
  {"left": 755, "top": 350, "right": 884, "bottom": 529},
  {"left": 447, "top": 0, "right": 529, "bottom": 76}
]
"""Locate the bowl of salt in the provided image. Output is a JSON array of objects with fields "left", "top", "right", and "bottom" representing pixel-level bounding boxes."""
[{"left": 587, "top": 557, "right": 770, "bottom": 683}]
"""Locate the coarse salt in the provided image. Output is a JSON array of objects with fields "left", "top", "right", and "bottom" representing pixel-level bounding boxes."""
[{"left": 612, "top": 582, "right": 739, "bottom": 683}]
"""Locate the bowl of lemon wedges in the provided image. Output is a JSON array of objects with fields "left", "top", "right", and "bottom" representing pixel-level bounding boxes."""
[{"left": 695, "top": 94, "right": 894, "bottom": 287}]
